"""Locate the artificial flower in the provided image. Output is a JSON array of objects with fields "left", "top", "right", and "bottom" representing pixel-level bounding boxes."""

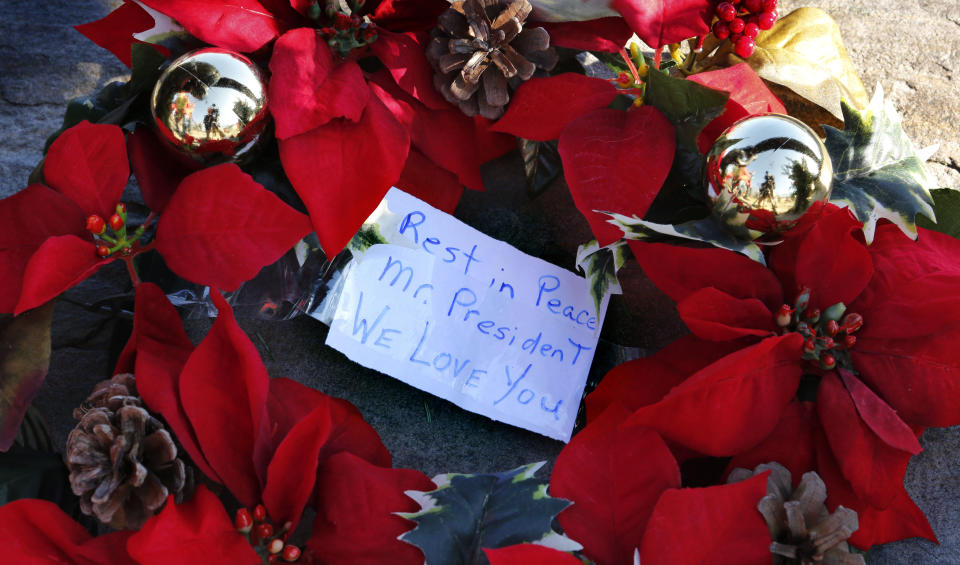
[{"left": 589, "top": 205, "right": 960, "bottom": 546}]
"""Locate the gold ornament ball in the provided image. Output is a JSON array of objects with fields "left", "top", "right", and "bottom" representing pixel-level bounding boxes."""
[
  {"left": 150, "top": 48, "right": 270, "bottom": 165},
  {"left": 705, "top": 113, "right": 833, "bottom": 240}
]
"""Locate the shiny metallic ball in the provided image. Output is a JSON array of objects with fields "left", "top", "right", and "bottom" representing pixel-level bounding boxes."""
[
  {"left": 705, "top": 113, "right": 833, "bottom": 240},
  {"left": 150, "top": 48, "right": 270, "bottom": 165}
]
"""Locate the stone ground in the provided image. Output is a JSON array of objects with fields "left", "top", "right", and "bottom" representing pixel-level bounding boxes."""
[{"left": 1, "top": 0, "right": 958, "bottom": 562}]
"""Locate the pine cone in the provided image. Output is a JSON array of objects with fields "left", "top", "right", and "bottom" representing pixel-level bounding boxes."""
[
  {"left": 426, "top": 0, "right": 558, "bottom": 120},
  {"left": 728, "top": 463, "right": 866, "bottom": 565},
  {"left": 66, "top": 373, "right": 188, "bottom": 530}
]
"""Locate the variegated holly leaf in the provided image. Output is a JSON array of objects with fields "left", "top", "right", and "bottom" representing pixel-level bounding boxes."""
[
  {"left": 824, "top": 85, "right": 937, "bottom": 242},
  {"left": 917, "top": 188, "right": 960, "bottom": 240},
  {"left": 576, "top": 239, "right": 629, "bottom": 315},
  {"left": 399, "top": 462, "right": 579, "bottom": 565},
  {"left": 607, "top": 212, "right": 765, "bottom": 264},
  {"left": 348, "top": 222, "right": 388, "bottom": 254}
]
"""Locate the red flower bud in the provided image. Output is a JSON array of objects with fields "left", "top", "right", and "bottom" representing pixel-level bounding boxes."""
[
  {"left": 802, "top": 338, "right": 816, "bottom": 354},
  {"left": 825, "top": 319, "right": 839, "bottom": 337},
  {"left": 841, "top": 313, "right": 863, "bottom": 333},
  {"left": 843, "top": 334, "right": 857, "bottom": 349},
  {"left": 775, "top": 304, "right": 794, "bottom": 327},
  {"left": 253, "top": 504, "right": 267, "bottom": 523},
  {"left": 268, "top": 555, "right": 279, "bottom": 564},
  {"left": 96, "top": 245, "right": 111, "bottom": 258},
  {"left": 109, "top": 213, "right": 124, "bottom": 231},
  {"left": 821, "top": 352, "right": 836, "bottom": 370},
  {"left": 268, "top": 539, "right": 284, "bottom": 554},
  {"left": 115, "top": 203, "right": 126, "bottom": 215},
  {"left": 234, "top": 508, "right": 253, "bottom": 533},
  {"left": 821, "top": 337, "right": 835, "bottom": 350},
  {"left": 86, "top": 215, "right": 106, "bottom": 235},
  {"left": 282, "top": 544, "right": 302, "bottom": 562},
  {"left": 254, "top": 523, "right": 274, "bottom": 544},
  {"left": 334, "top": 13, "right": 353, "bottom": 30}
]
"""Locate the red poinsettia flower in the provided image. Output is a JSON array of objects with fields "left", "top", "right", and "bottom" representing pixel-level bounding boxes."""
[
  {"left": 0, "top": 121, "right": 311, "bottom": 315},
  {"left": 589, "top": 205, "right": 960, "bottom": 547},
  {"left": 550, "top": 404, "right": 772, "bottom": 565}
]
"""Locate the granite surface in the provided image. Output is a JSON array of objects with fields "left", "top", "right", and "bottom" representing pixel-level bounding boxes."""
[{"left": 1, "top": 1, "right": 958, "bottom": 562}]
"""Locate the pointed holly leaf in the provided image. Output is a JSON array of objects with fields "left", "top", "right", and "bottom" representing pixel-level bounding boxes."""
[
  {"left": 349, "top": 223, "right": 388, "bottom": 254},
  {"left": 824, "top": 86, "right": 936, "bottom": 243},
  {"left": 916, "top": 188, "right": 960, "bottom": 239},
  {"left": 400, "top": 463, "right": 578, "bottom": 565},
  {"left": 0, "top": 302, "right": 54, "bottom": 451},
  {"left": 607, "top": 212, "right": 765, "bottom": 264},
  {"left": 576, "top": 239, "right": 628, "bottom": 316}
]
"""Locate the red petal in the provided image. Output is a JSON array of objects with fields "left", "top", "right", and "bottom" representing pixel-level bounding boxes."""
[
  {"left": 269, "top": 29, "right": 370, "bottom": 139},
  {"left": 396, "top": 147, "right": 464, "bottom": 213},
  {"left": 128, "top": 127, "right": 197, "bottom": 214},
  {"left": 630, "top": 240, "right": 783, "bottom": 313},
  {"left": 612, "top": 0, "right": 712, "bottom": 48},
  {"left": 853, "top": 225, "right": 960, "bottom": 339},
  {"left": 178, "top": 291, "right": 269, "bottom": 507},
  {"left": 558, "top": 107, "right": 675, "bottom": 245},
  {"left": 44, "top": 121, "right": 129, "bottom": 219},
  {"left": 536, "top": 18, "right": 634, "bottom": 53},
  {"left": 727, "top": 401, "right": 817, "bottom": 484},
  {"left": 837, "top": 369, "right": 922, "bottom": 455},
  {"left": 128, "top": 486, "right": 260, "bottom": 564},
  {"left": 852, "top": 327, "right": 960, "bottom": 428},
  {"left": 155, "top": 163, "right": 312, "bottom": 291},
  {"left": 639, "top": 472, "right": 771, "bottom": 565},
  {"left": 263, "top": 381, "right": 391, "bottom": 526},
  {"left": 15, "top": 235, "right": 107, "bottom": 315},
  {"left": 484, "top": 545, "right": 583, "bottom": 565},
  {"left": 369, "top": 74, "right": 487, "bottom": 191},
  {"left": 586, "top": 334, "right": 740, "bottom": 422},
  {"left": 137, "top": 0, "right": 281, "bottom": 52},
  {"left": 817, "top": 372, "right": 915, "bottom": 510},
  {"left": 815, "top": 432, "right": 936, "bottom": 548},
  {"left": 626, "top": 334, "right": 804, "bottom": 456},
  {"left": 308, "top": 452, "right": 435, "bottom": 565},
  {"left": 769, "top": 205, "right": 871, "bottom": 310},
  {"left": 689, "top": 64, "right": 786, "bottom": 153},
  {"left": 280, "top": 93, "right": 410, "bottom": 255},
  {"left": 552, "top": 406, "right": 680, "bottom": 565},
  {"left": 0, "top": 498, "right": 135, "bottom": 564},
  {"left": 0, "top": 185, "right": 85, "bottom": 313},
  {"left": 74, "top": 0, "right": 162, "bottom": 67},
  {"left": 490, "top": 74, "right": 617, "bottom": 141},
  {"left": 370, "top": 0, "right": 450, "bottom": 32},
  {"left": 370, "top": 30, "right": 449, "bottom": 110},
  {"left": 676, "top": 287, "right": 775, "bottom": 341},
  {"left": 126, "top": 283, "right": 223, "bottom": 483}
]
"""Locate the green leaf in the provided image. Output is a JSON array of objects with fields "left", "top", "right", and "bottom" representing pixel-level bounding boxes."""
[
  {"left": 576, "top": 239, "right": 629, "bottom": 316},
  {"left": 824, "top": 85, "right": 937, "bottom": 242},
  {"left": 643, "top": 65, "right": 729, "bottom": 192},
  {"left": 400, "top": 462, "right": 579, "bottom": 565},
  {"left": 607, "top": 212, "right": 766, "bottom": 264},
  {"left": 917, "top": 188, "right": 960, "bottom": 239},
  {"left": 348, "top": 223, "right": 388, "bottom": 254},
  {"left": 0, "top": 302, "right": 55, "bottom": 452},
  {"left": 127, "top": 42, "right": 167, "bottom": 96},
  {"left": 519, "top": 139, "right": 563, "bottom": 198}
]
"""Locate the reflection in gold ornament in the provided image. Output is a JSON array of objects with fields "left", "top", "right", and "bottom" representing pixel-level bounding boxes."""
[
  {"left": 705, "top": 113, "right": 833, "bottom": 240},
  {"left": 150, "top": 48, "right": 270, "bottom": 165}
]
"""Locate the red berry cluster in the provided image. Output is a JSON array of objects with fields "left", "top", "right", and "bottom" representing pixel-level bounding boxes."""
[
  {"left": 711, "top": 0, "right": 779, "bottom": 58},
  {"left": 234, "top": 504, "right": 302, "bottom": 563},
  {"left": 86, "top": 203, "right": 133, "bottom": 259},
  {"left": 317, "top": 10, "right": 377, "bottom": 57},
  {"left": 775, "top": 287, "right": 864, "bottom": 371}
]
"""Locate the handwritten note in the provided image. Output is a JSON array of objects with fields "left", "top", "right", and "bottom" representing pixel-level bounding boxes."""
[{"left": 323, "top": 189, "right": 608, "bottom": 441}]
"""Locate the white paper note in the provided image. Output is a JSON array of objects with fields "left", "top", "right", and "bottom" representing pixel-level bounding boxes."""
[{"left": 323, "top": 188, "right": 609, "bottom": 441}]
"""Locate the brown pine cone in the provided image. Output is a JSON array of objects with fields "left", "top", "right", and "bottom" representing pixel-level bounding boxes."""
[
  {"left": 728, "top": 463, "right": 866, "bottom": 565},
  {"left": 426, "top": 0, "right": 558, "bottom": 120},
  {"left": 66, "top": 373, "right": 188, "bottom": 530}
]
